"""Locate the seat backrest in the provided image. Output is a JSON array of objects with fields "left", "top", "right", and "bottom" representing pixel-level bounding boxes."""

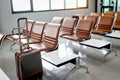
[
  {"left": 22, "top": 20, "right": 35, "bottom": 37},
  {"left": 44, "top": 23, "right": 61, "bottom": 47},
  {"left": 113, "top": 15, "right": 120, "bottom": 29},
  {"left": 99, "top": 16, "right": 114, "bottom": 25},
  {"left": 97, "top": 16, "right": 114, "bottom": 31},
  {"left": 76, "top": 19, "right": 93, "bottom": 39},
  {"left": 52, "top": 17, "right": 64, "bottom": 24},
  {"left": 31, "top": 21, "right": 46, "bottom": 42},
  {"left": 116, "top": 12, "right": 120, "bottom": 16},
  {"left": 72, "top": 14, "right": 84, "bottom": 28},
  {"left": 104, "top": 11, "right": 115, "bottom": 16},
  {"left": 91, "top": 12, "right": 101, "bottom": 17},
  {"left": 85, "top": 15, "right": 98, "bottom": 29},
  {"left": 61, "top": 17, "right": 76, "bottom": 35}
]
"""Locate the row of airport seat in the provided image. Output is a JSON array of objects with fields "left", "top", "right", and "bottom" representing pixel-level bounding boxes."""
[
  {"left": 73, "top": 11, "right": 120, "bottom": 35},
  {"left": 7, "top": 11, "right": 120, "bottom": 51},
  {"left": 60, "top": 12, "right": 116, "bottom": 41},
  {"left": 91, "top": 11, "right": 120, "bottom": 31},
  {"left": 7, "top": 17, "right": 94, "bottom": 51},
  {"left": 7, "top": 21, "right": 61, "bottom": 51}
]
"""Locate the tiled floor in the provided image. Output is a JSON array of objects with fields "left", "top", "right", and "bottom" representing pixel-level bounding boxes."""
[{"left": 0, "top": 36, "right": 120, "bottom": 80}]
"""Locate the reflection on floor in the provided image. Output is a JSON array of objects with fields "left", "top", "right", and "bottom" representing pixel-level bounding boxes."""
[{"left": 0, "top": 38, "right": 120, "bottom": 80}]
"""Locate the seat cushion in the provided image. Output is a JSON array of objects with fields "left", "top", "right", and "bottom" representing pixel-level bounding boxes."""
[
  {"left": 60, "top": 31, "right": 73, "bottom": 37},
  {"left": 92, "top": 30, "right": 106, "bottom": 35},
  {"left": 7, "top": 34, "right": 26, "bottom": 41},
  {"left": 29, "top": 43, "right": 56, "bottom": 51},
  {"left": 19, "top": 38, "right": 41, "bottom": 45},
  {"left": 62, "top": 34, "right": 89, "bottom": 41}
]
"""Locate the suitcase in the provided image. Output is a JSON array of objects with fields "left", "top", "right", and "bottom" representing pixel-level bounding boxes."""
[{"left": 15, "top": 18, "right": 43, "bottom": 80}]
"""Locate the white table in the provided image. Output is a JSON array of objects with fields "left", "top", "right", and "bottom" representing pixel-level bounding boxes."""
[
  {"left": 0, "top": 68, "right": 10, "bottom": 80},
  {"left": 106, "top": 32, "right": 120, "bottom": 39},
  {"left": 105, "top": 32, "right": 120, "bottom": 56},
  {"left": 42, "top": 43, "right": 89, "bottom": 80},
  {"left": 79, "top": 39, "right": 112, "bottom": 57},
  {"left": 42, "top": 49, "right": 78, "bottom": 67}
]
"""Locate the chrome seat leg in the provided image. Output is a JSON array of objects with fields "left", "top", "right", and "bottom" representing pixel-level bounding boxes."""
[
  {"left": 10, "top": 42, "right": 16, "bottom": 50},
  {"left": 64, "top": 57, "right": 89, "bottom": 80}
]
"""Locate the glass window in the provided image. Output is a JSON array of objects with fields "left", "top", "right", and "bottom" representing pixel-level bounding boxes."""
[
  {"left": 11, "top": 0, "right": 88, "bottom": 13},
  {"left": 12, "top": 0, "right": 31, "bottom": 11},
  {"left": 117, "top": 0, "right": 120, "bottom": 11},
  {"left": 33, "top": 0, "right": 50, "bottom": 11},
  {"left": 51, "top": 0, "right": 64, "bottom": 10},
  {"left": 103, "top": 0, "right": 109, "bottom": 6},
  {"left": 65, "top": 0, "right": 77, "bottom": 9},
  {"left": 78, "top": 0, "right": 87, "bottom": 7}
]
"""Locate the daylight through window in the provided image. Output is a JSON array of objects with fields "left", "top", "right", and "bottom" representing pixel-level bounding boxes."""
[{"left": 11, "top": 0, "right": 88, "bottom": 13}]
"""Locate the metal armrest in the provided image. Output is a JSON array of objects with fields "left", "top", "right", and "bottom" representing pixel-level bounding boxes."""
[{"left": 11, "top": 27, "right": 22, "bottom": 34}]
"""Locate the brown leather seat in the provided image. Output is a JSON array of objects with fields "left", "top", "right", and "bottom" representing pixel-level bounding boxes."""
[
  {"left": 29, "top": 23, "right": 61, "bottom": 51},
  {"left": 104, "top": 11, "right": 115, "bottom": 16},
  {"left": 92, "top": 16, "right": 114, "bottom": 34},
  {"left": 85, "top": 15, "right": 98, "bottom": 30},
  {"left": 20, "top": 21, "right": 46, "bottom": 44},
  {"left": 0, "top": 33, "right": 6, "bottom": 46},
  {"left": 52, "top": 17, "right": 64, "bottom": 24},
  {"left": 91, "top": 12, "right": 101, "bottom": 16},
  {"left": 60, "top": 17, "right": 76, "bottom": 36},
  {"left": 61, "top": 19, "right": 93, "bottom": 41},
  {"left": 7, "top": 20, "right": 35, "bottom": 42}
]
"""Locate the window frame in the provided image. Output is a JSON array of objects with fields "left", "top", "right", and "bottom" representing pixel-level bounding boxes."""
[{"left": 10, "top": 0, "right": 88, "bottom": 14}]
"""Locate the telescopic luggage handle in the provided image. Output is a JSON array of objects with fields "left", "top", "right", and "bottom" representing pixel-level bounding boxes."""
[{"left": 17, "top": 17, "right": 29, "bottom": 52}]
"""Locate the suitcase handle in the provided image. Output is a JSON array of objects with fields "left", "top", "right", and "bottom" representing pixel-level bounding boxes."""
[
  {"left": 17, "top": 17, "right": 30, "bottom": 52},
  {"left": 17, "top": 18, "right": 27, "bottom": 21}
]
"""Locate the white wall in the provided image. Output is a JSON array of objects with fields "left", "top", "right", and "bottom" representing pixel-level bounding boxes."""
[{"left": 0, "top": 0, "right": 95, "bottom": 34}]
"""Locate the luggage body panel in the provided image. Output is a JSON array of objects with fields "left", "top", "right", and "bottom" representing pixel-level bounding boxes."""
[{"left": 15, "top": 49, "right": 43, "bottom": 80}]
